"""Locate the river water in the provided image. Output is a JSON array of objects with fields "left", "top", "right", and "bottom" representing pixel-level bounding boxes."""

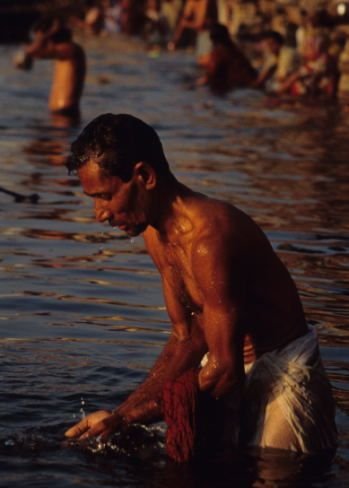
[{"left": 0, "top": 34, "right": 348, "bottom": 487}]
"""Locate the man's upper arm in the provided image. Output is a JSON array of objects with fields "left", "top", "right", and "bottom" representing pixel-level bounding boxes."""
[
  {"left": 161, "top": 272, "right": 190, "bottom": 340},
  {"left": 192, "top": 229, "right": 247, "bottom": 395},
  {"left": 145, "top": 230, "right": 189, "bottom": 338},
  {"left": 192, "top": 230, "right": 246, "bottom": 358}
]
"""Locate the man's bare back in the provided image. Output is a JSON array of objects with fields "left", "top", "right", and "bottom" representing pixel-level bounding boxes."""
[{"left": 49, "top": 43, "right": 86, "bottom": 114}]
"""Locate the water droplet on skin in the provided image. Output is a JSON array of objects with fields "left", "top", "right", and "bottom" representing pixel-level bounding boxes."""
[{"left": 80, "top": 397, "right": 86, "bottom": 418}]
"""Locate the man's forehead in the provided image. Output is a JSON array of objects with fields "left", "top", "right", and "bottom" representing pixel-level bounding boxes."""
[
  {"left": 78, "top": 157, "right": 104, "bottom": 179},
  {"left": 78, "top": 158, "right": 116, "bottom": 190},
  {"left": 85, "top": 150, "right": 115, "bottom": 168}
]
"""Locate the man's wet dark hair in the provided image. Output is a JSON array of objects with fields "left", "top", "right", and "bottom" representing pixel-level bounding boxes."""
[{"left": 67, "top": 113, "right": 170, "bottom": 181}]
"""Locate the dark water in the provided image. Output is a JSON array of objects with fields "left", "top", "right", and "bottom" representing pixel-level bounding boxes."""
[{"left": 0, "top": 34, "right": 348, "bottom": 487}]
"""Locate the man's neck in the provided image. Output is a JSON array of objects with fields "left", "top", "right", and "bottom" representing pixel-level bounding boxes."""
[{"left": 150, "top": 176, "right": 194, "bottom": 241}]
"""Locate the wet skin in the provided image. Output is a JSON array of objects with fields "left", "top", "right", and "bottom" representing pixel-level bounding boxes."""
[{"left": 65, "top": 157, "right": 307, "bottom": 441}]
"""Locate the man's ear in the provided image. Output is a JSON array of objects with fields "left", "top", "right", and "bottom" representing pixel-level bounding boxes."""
[{"left": 133, "top": 162, "right": 156, "bottom": 190}]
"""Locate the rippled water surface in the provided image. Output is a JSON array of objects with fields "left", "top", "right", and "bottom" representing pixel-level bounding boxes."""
[{"left": 0, "top": 34, "right": 348, "bottom": 487}]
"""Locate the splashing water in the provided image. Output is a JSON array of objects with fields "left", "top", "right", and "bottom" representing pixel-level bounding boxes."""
[
  {"left": 80, "top": 397, "right": 86, "bottom": 419},
  {"left": 66, "top": 423, "right": 166, "bottom": 460}
]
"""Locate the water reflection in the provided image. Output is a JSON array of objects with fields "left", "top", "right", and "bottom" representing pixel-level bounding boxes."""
[
  {"left": 50, "top": 112, "right": 81, "bottom": 130},
  {"left": 23, "top": 112, "right": 80, "bottom": 167},
  {"left": 0, "top": 34, "right": 348, "bottom": 488},
  {"left": 0, "top": 426, "right": 338, "bottom": 488}
]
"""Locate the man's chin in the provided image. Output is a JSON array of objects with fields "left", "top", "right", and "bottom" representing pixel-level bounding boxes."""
[{"left": 124, "top": 224, "right": 147, "bottom": 237}]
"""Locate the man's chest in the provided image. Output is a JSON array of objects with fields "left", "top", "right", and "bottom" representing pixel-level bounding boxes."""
[{"left": 157, "top": 240, "right": 203, "bottom": 309}]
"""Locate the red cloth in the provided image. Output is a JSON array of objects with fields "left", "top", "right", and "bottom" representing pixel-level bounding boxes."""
[
  {"left": 162, "top": 368, "right": 225, "bottom": 462},
  {"left": 162, "top": 369, "right": 199, "bottom": 462}
]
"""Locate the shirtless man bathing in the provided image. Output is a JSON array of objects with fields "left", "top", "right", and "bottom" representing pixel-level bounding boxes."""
[
  {"left": 14, "top": 17, "right": 86, "bottom": 116},
  {"left": 64, "top": 113, "right": 337, "bottom": 456}
]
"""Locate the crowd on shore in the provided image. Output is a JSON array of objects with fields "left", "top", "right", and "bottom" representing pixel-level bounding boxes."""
[
  {"left": 73, "top": 1, "right": 349, "bottom": 99},
  {"left": 13, "top": 0, "right": 349, "bottom": 114}
]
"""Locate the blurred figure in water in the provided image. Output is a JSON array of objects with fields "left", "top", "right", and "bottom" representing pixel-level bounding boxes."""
[
  {"left": 84, "top": 0, "right": 106, "bottom": 35},
  {"left": 252, "top": 30, "right": 284, "bottom": 90},
  {"left": 168, "top": 0, "right": 217, "bottom": 57},
  {"left": 197, "top": 22, "right": 257, "bottom": 94},
  {"left": 277, "top": 10, "right": 338, "bottom": 98},
  {"left": 161, "top": 0, "right": 183, "bottom": 38},
  {"left": 143, "top": 0, "right": 168, "bottom": 48},
  {"left": 119, "top": 0, "right": 146, "bottom": 35},
  {"left": 216, "top": 0, "right": 235, "bottom": 36},
  {"left": 143, "top": 0, "right": 182, "bottom": 49},
  {"left": 272, "top": 4, "right": 302, "bottom": 88},
  {"left": 14, "top": 16, "right": 86, "bottom": 116},
  {"left": 103, "top": 0, "right": 122, "bottom": 34}
]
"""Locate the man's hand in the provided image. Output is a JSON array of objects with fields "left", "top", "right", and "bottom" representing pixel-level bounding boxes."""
[
  {"left": 13, "top": 51, "right": 33, "bottom": 70},
  {"left": 64, "top": 409, "right": 122, "bottom": 441},
  {"left": 198, "top": 354, "right": 236, "bottom": 399}
]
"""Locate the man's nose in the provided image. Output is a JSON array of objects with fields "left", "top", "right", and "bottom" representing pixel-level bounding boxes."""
[{"left": 95, "top": 201, "right": 111, "bottom": 223}]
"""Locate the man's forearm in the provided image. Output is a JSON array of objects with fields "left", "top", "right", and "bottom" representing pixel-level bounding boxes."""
[
  {"left": 24, "top": 36, "right": 45, "bottom": 57},
  {"left": 114, "top": 333, "right": 206, "bottom": 425},
  {"left": 25, "top": 33, "right": 53, "bottom": 58}
]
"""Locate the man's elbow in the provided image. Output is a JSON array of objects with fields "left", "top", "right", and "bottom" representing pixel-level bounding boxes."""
[{"left": 198, "top": 360, "right": 239, "bottom": 398}]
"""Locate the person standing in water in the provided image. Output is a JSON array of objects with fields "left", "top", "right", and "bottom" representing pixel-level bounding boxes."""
[
  {"left": 196, "top": 22, "right": 257, "bottom": 93},
  {"left": 64, "top": 113, "right": 337, "bottom": 459},
  {"left": 168, "top": 0, "right": 216, "bottom": 52},
  {"left": 14, "top": 17, "right": 86, "bottom": 116}
]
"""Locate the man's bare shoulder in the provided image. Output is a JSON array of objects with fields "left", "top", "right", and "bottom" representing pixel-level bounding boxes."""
[
  {"left": 54, "top": 41, "right": 85, "bottom": 61},
  {"left": 187, "top": 194, "right": 257, "bottom": 240},
  {"left": 143, "top": 192, "right": 269, "bottom": 270},
  {"left": 186, "top": 194, "right": 275, "bottom": 270}
]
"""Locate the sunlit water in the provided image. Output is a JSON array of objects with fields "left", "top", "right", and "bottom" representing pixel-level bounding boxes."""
[{"left": 0, "top": 33, "right": 348, "bottom": 487}]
